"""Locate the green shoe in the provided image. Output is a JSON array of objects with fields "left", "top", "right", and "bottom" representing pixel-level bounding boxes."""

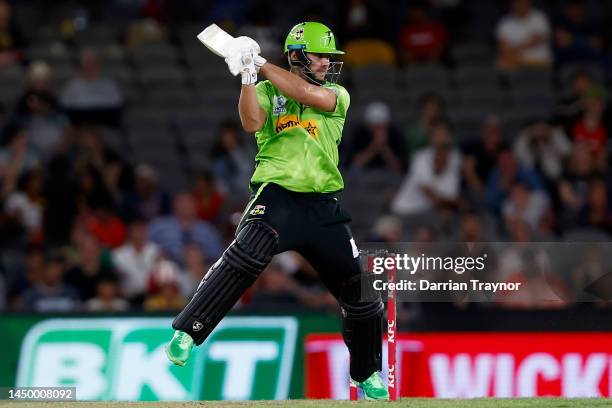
[
  {"left": 165, "top": 330, "right": 194, "bottom": 366},
  {"left": 352, "top": 371, "right": 390, "bottom": 400}
]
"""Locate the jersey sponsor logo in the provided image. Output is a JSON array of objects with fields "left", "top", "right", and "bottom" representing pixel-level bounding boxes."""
[
  {"left": 302, "top": 120, "right": 318, "bottom": 138},
  {"left": 274, "top": 115, "right": 319, "bottom": 139},
  {"left": 273, "top": 95, "right": 287, "bottom": 115},
  {"left": 250, "top": 205, "right": 266, "bottom": 216},
  {"left": 275, "top": 115, "right": 301, "bottom": 133}
]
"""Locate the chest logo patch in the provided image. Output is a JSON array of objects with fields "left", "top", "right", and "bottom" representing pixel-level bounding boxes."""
[
  {"left": 273, "top": 95, "right": 287, "bottom": 115},
  {"left": 275, "top": 115, "right": 319, "bottom": 139}
]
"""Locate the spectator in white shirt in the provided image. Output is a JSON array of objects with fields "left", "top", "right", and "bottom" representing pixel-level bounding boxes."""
[
  {"left": 112, "top": 218, "right": 160, "bottom": 302},
  {"left": 60, "top": 48, "right": 123, "bottom": 125},
  {"left": 86, "top": 275, "right": 129, "bottom": 312},
  {"left": 4, "top": 169, "right": 44, "bottom": 241},
  {"left": 392, "top": 119, "right": 462, "bottom": 216},
  {"left": 514, "top": 119, "right": 572, "bottom": 182},
  {"left": 496, "top": 0, "right": 552, "bottom": 70}
]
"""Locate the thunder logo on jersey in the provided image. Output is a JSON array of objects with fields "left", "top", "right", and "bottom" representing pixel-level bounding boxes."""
[{"left": 275, "top": 115, "right": 319, "bottom": 139}]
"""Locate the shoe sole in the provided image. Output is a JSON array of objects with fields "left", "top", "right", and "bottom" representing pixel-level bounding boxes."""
[{"left": 164, "top": 345, "right": 187, "bottom": 367}]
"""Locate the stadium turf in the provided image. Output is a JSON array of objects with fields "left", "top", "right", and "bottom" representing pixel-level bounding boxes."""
[{"left": 0, "top": 399, "right": 610, "bottom": 408}]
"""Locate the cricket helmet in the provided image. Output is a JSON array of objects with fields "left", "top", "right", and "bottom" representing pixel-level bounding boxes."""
[{"left": 284, "top": 22, "right": 344, "bottom": 85}]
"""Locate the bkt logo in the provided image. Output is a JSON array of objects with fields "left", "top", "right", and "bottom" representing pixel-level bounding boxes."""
[{"left": 16, "top": 317, "right": 297, "bottom": 401}]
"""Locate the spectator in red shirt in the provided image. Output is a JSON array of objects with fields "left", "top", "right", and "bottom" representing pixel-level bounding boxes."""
[
  {"left": 85, "top": 206, "right": 127, "bottom": 249},
  {"left": 398, "top": 3, "right": 448, "bottom": 65},
  {"left": 191, "top": 171, "right": 225, "bottom": 223},
  {"left": 572, "top": 87, "right": 608, "bottom": 164}
]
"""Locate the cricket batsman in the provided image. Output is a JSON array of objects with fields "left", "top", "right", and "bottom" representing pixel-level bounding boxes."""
[{"left": 166, "top": 22, "right": 388, "bottom": 400}]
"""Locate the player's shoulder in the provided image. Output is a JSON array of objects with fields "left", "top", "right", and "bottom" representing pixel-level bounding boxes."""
[{"left": 324, "top": 82, "right": 349, "bottom": 96}]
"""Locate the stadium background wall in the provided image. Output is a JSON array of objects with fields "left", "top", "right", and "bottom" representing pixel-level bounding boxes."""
[{"left": 4, "top": 310, "right": 612, "bottom": 400}]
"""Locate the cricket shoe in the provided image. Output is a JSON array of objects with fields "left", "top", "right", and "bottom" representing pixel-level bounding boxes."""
[
  {"left": 351, "top": 371, "right": 390, "bottom": 400},
  {"left": 165, "top": 330, "right": 194, "bottom": 366}
]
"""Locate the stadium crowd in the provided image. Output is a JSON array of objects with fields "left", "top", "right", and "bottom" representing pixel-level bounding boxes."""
[{"left": 0, "top": 0, "right": 611, "bottom": 313}]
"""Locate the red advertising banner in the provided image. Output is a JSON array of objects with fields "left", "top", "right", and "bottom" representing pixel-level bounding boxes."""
[{"left": 305, "top": 332, "right": 612, "bottom": 399}]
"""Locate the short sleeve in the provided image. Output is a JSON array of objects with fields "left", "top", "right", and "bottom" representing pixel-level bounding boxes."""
[
  {"left": 532, "top": 12, "right": 551, "bottom": 36},
  {"left": 255, "top": 81, "right": 272, "bottom": 112},
  {"left": 495, "top": 18, "right": 509, "bottom": 41},
  {"left": 326, "top": 84, "right": 350, "bottom": 118}
]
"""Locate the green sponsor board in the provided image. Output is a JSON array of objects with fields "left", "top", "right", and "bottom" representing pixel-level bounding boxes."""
[{"left": 15, "top": 317, "right": 297, "bottom": 401}]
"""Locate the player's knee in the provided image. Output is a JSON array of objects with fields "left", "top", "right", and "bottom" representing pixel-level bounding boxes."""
[
  {"left": 339, "top": 273, "right": 384, "bottom": 320},
  {"left": 225, "top": 220, "right": 279, "bottom": 277}
]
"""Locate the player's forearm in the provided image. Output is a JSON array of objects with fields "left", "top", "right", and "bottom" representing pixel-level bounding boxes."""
[
  {"left": 260, "top": 62, "right": 310, "bottom": 103},
  {"left": 238, "top": 85, "right": 265, "bottom": 132}
]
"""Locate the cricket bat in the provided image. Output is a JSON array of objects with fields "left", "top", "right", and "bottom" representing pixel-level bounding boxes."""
[{"left": 197, "top": 24, "right": 235, "bottom": 58}]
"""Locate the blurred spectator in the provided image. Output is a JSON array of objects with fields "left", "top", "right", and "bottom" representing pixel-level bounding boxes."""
[
  {"left": 347, "top": 101, "right": 404, "bottom": 172},
  {"left": 496, "top": 0, "right": 552, "bottom": 70},
  {"left": 514, "top": 119, "right": 572, "bottom": 182},
  {"left": 180, "top": 244, "right": 207, "bottom": 296},
  {"left": 4, "top": 169, "right": 45, "bottom": 242},
  {"left": 0, "top": 0, "right": 26, "bottom": 68},
  {"left": 84, "top": 206, "right": 127, "bottom": 248},
  {"left": 144, "top": 259, "right": 186, "bottom": 311},
  {"left": 103, "top": 155, "right": 126, "bottom": 206},
  {"left": 571, "top": 86, "right": 608, "bottom": 163},
  {"left": 191, "top": 171, "right": 225, "bottom": 223},
  {"left": 336, "top": 0, "right": 390, "bottom": 42},
  {"left": 457, "top": 211, "right": 485, "bottom": 242},
  {"left": 557, "top": 142, "right": 602, "bottom": 228},
  {"left": 392, "top": 119, "right": 461, "bottom": 216},
  {"left": 251, "top": 257, "right": 301, "bottom": 306},
  {"left": 398, "top": 3, "right": 448, "bottom": 65},
  {"left": 0, "top": 130, "right": 39, "bottom": 197},
  {"left": 494, "top": 229, "right": 569, "bottom": 308},
  {"left": 555, "top": 69, "right": 597, "bottom": 127},
  {"left": 149, "top": 193, "right": 224, "bottom": 265},
  {"left": 60, "top": 48, "right": 123, "bottom": 125},
  {"left": 64, "top": 232, "right": 117, "bottom": 300},
  {"left": 212, "top": 120, "right": 254, "bottom": 200},
  {"left": 571, "top": 246, "right": 606, "bottom": 297},
  {"left": 72, "top": 126, "right": 122, "bottom": 209},
  {"left": 576, "top": 179, "right": 612, "bottom": 234},
  {"left": 553, "top": 0, "right": 605, "bottom": 67},
  {"left": 6, "top": 243, "right": 46, "bottom": 309},
  {"left": 368, "top": 215, "right": 403, "bottom": 242},
  {"left": 75, "top": 165, "right": 114, "bottom": 215},
  {"left": 237, "top": 0, "right": 281, "bottom": 63},
  {"left": 502, "top": 182, "right": 551, "bottom": 233},
  {"left": 86, "top": 275, "right": 129, "bottom": 312},
  {"left": 462, "top": 116, "right": 507, "bottom": 198},
  {"left": 112, "top": 218, "right": 160, "bottom": 302},
  {"left": 484, "top": 149, "right": 545, "bottom": 212},
  {"left": 8, "top": 61, "right": 67, "bottom": 160},
  {"left": 404, "top": 93, "right": 445, "bottom": 161},
  {"left": 21, "top": 253, "right": 80, "bottom": 312},
  {"left": 121, "top": 164, "right": 171, "bottom": 221}
]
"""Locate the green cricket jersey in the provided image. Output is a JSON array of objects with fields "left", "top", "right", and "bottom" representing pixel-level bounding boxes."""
[{"left": 251, "top": 79, "right": 350, "bottom": 193}]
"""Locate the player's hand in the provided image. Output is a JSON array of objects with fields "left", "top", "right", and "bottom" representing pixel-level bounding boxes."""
[{"left": 224, "top": 37, "right": 266, "bottom": 82}]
